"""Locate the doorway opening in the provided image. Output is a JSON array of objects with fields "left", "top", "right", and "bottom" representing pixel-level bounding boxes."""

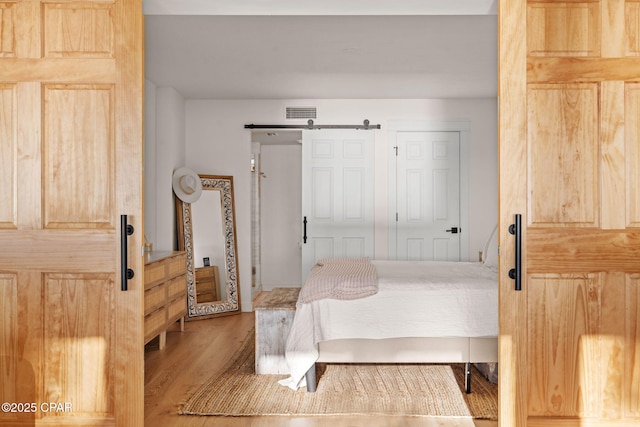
[{"left": 251, "top": 130, "right": 302, "bottom": 294}]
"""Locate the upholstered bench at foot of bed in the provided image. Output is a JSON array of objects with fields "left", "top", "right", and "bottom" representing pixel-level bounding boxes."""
[{"left": 254, "top": 287, "right": 300, "bottom": 375}]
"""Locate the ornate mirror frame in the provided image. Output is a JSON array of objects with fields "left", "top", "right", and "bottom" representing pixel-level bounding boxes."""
[{"left": 176, "top": 174, "right": 241, "bottom": 318}]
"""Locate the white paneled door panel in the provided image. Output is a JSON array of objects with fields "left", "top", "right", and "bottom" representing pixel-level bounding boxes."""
[
  {"left": 395, "top": 131, "right": 461, "bottom": 261},
  {"left": 301, "top": 130, "right": 375, "bottom": 280}
]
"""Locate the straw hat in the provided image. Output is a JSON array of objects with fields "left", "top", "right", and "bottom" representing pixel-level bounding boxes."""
[{"left": 172, "top": 168, "right": 202, "bottom": 203}]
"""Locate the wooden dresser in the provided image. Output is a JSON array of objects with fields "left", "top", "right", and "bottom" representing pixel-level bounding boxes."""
[
  {"left": 144, "top": 251, "right": 187, "bottom": 349},
  {"left": 195, "top": 265, "right": 220, "bottom": 302}
]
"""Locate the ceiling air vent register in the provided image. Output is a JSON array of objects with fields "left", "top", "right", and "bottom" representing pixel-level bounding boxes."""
[{"left": 286, "top": 107, "right": 317, "bottom": 120}]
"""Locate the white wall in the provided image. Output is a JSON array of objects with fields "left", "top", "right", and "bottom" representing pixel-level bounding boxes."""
[
  {"left": 185, "top": 98, "right": 498, "bottom": 310},
  {"left": 185, "top": 101, "right": 253, "bottom": 310},
  {"left": 144, "top": 84, "right": 186, "bottom": 251},
  {"left": 144, "top": 80, "right": 157, "bottom": 248}
]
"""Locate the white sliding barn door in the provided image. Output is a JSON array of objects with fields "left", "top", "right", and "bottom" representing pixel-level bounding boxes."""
[
  {"left": 301, "top": 130, "right": 375, "bottom": 280},
  {"left": 393, "top": 131, "right": 461, "bottom": 261}
]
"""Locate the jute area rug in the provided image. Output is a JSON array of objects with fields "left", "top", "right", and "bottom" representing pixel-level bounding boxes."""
[{"left": 180, "top": 329, "right": 497, "bottom": 419}]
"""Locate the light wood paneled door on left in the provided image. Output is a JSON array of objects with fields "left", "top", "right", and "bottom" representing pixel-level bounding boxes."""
[{"left": 0, "top": 2, "right": 143, "bottom": 426}]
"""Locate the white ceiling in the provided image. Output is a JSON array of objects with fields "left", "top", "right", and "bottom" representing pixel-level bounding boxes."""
[
  {"left": 143, "top": 0, "right": 497, "bottom": 16},
  {"left": 143, "top": 1, "right": 497, "bottom": 100}
]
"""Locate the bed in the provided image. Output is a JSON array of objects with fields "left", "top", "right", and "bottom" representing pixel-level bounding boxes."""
[{"left": 279, "top": 226, "right": 499, "bottom": 393}]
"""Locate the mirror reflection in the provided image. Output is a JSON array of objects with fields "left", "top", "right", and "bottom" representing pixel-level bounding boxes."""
[
  {"left": 176, "top": 174, "right": 240, "bottom": 318},
  {"left": 192, "top": 189, "right": 226, "bottom": 302}
]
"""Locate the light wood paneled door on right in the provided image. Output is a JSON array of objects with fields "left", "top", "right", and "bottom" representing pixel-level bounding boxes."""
[
  {"left": 499, "top": 0, "right": 640, "bottom": 426},
  {"left": 0, "top": 1, "right": 144, "bottom": 426}
]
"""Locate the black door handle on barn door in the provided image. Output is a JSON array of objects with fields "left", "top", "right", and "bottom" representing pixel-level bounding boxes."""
[
  {"left": 120, "top": 215, "right": 135, "bottom": 291},
  {"left": 508, "top": 214, "right": 522, "bottom": 291},
  {"left": 303, "top": 216, "right": 308, "bottom": 244}
]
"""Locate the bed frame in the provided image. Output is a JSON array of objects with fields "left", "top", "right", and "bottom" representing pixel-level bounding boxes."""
[
  {"left": 292, "top": 249, "right": 500, "bottom": 393},
  {"left": 304, "top": 336, "right": 498, "bottom": 393}
]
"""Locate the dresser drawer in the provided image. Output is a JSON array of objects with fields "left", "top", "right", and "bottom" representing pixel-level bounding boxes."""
[
  {"left": 167, "top": 296, "right": 187, "bottom": 324},
  {"left": 167, "top": 275, "right": 186, "bottom": 300},
  {"left": 143, "top": 251, "right": 187, "bottom": 348},
  {"left": 144, "top": 284, "right": 166, "bottom": 315},
  {"left": 195, "top": 266, "right": 214, "bottom": 280},
  {"left": 166, "top": 256, "right": 186, "bottom": 278},
  {"left": 144, "top": 263, "right": 167, "bottom": 290},
  {"left": 194, "top": 266, "right": 219, "bottom": 302},
  {"left": 144, "top": 308, "right": 166, "bottom": 343},
  {"left": 144, "top": 252, "right": 187, "bottom": 290}
]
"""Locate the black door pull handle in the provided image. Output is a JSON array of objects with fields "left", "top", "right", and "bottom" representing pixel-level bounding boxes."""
[
  {"left": 508, "top": 214, "right": 522, "bottom": 291},
  {"left": 303, "top": 216, "right": 308, "bottom": 244},
  {"left": 446, "top": 227, "right": 459, "bottom": 234},
  {"left": 120, "top": 215, "right": 135, "bottom": 291}
]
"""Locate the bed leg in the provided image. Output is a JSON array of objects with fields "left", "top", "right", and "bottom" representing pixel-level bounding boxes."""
[
  {"left": 464, "top": 362, "right": 471, "bottom": 394},
  {"left": 305, "top": 364, "right": 317, "bottom": 393}
]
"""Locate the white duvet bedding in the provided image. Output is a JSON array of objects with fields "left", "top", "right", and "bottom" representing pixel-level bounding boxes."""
[{"left": 279, "top": 260, "right": 498, "bottom": 390}]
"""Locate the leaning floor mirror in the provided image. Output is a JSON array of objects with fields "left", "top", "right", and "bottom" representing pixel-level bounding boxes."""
[{"left": 176, "top": 174, "right": 241, "bottom": 319}]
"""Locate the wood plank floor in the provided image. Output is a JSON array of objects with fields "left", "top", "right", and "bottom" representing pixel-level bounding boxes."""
[{"left": 144, "top": 311, "right": 498, "bottom": 427}]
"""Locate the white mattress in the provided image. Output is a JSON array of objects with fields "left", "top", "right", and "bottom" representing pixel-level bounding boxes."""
[{"left": 279, "top": 260, "right": 498, "bottom": 390}]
